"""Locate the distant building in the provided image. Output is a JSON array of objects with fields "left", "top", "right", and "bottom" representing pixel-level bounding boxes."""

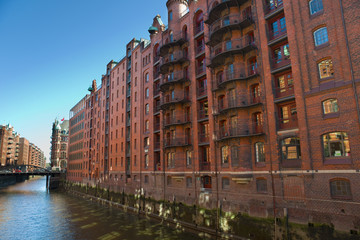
[
  {"left": 28, "top": 143, "right": 45, "bottom": 168},
  {"left": 0, "top": 124, "right": 20, "bottom": 166},
  {"left": 50, "top": 119, "right": 69, "bottom": 170},
  {"left": 18, "top": 137, "right": 30, "bottom": 165},
  {"left": 68, "top": 94, "right": 88, "bottom": 182}
]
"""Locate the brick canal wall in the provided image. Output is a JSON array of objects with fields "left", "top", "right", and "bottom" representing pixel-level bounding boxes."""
[{"left": 63, "top": 181, "right": 360, "bottom": 240}]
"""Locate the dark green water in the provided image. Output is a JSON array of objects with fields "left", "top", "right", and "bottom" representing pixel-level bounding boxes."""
[{"left": 0, "top": 177, "right": 204, "bottom": 240}]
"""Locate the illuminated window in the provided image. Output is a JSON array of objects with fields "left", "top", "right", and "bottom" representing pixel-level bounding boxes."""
[
  {"left": 322, "top": 99, "right": 338, "bottom": 114},
  {"left": 323, "top": 132, "right": 350, "bottom": 158},
  {"left": 318, "top": 59, "right": 334, "bottom": 79}
]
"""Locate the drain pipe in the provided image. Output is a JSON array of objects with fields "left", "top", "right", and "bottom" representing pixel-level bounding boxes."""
[{"left": 339, "top": 0, "right": 360, "bottom": 125}]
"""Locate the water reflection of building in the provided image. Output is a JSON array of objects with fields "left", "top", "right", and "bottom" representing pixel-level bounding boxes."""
[{"left": 50, "top": 119, "right": 69, "bottom": 170}]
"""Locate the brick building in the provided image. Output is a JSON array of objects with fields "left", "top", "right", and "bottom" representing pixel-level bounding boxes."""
[
  {"left": 18, "top": 137, "right": 30, "bottom": 165},
  {"left": 50, "top": 119, "right": 69, "bottom": 170},
  {"left": 68, "top": 94, "right": 88, "bottom": 182},
  {"left": 0, "top": 124, "right": 20, "bottom": 166},
  {"left": 28, "top": 143, "right": 45, "bottom": 168},
  {"left": 69, "top": 0, "right": 360, "bottom": 232},
  {"left": 0, "top": 124, "right": 45, "bottom": 168}
]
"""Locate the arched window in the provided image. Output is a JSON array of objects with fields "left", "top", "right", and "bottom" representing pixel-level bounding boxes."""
[
  {"left": 330, "top": 179, "right": 351, "bottom": 199},
  {"left": 231, "top": 146, "right": 239, "bottom": 167},
  {"left": 186, "top": 150, "right": 192, "bottom": 166},
  {"left": 145, "top": 88, "right": 149, "bottom": 98},
  {"left": 251, "top": 84, "right": 261, "bottom": 103},
  {"left": 169, "top": 31, "right": 174, "bottom": 42},
  {"left": 145, "top": 154, "right": 149, "bottom": 168},
  {"left": 255, "top": 142, "right": 265, "bottom": 163},
  {"left": 318, "top": 58, "right": 334, "bottom": 79},
  {"left": 222, "top": 177, "right": 230, "bottom": 189},
  {"left": 248, "top": 57, "right": 257, "bottom": 75},
  {"left": 314, "top": 27, "right": 328, "bottom": 46},
  {"left": 216, "top": 71, "right": 224, "bottom": 84},
  {"left": 322, "top": 99, "right": 339, "bottom": 115},
  {"left": 253, "top": 112, "right": 263, "bottom": 133},
  {"left": 194, "top": 11, "right": 204, "bottom": 34},
  {"left": 182, "top": 25, "right": 188, "bottom": 40},
  {"left": 145, "top": 104, "right": 149, "bottom": 114},
  {"left": 322, "top": 132, "right": 350, "bottom": 158},
  {"left": 201, "top": 175, "right": 212, "bottom": 189},
  {"left": 221, "top": 145, "right": 229, "bottom": 165}
]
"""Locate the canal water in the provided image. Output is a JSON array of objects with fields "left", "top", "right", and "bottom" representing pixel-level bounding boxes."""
[{"left": 0, "top": 177, "right": 204, "bottom": 240}]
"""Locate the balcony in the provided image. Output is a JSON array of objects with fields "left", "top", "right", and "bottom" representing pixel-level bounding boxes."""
[
  {"left": 153, "top": 66, "right": 161, "bottom": 80},
  {"left": 159, "top": 32, "right": 188, "bottom": 56},
  {"left": 275, "top": 85, "right": 294, "bottom": 99},
  {"left": 278, "top": 115, "right": 298, "bottom": 130},
  {"left": 216, "top": 96, "right": 262, "bottom": 114},
  {"left": 154, "top": 141, "right": 161, "bottom": 151},
  {"left": 160, "top": 92, "right": 191, "bottom": 110},
  {"left": 160, "top": 52, "right": 189, "bottom": 73},
  {"left": 153, "top": 54, "right": 161, "bottom": 65},
  {"left": 199, "top": 161, "right": 211, "bottom": 171},
  {"left": 164, "top": 114, "right": 191, "bottom": 128},
  {"left": 212, "top": 65, "right": 259, "bottom": 91},
  {"left": 268, "top": 28, "right": 287, "bottom": 45},
  {"left": 153, "top": 86, "right": 160, "bottom": 96},
  {"left": 194, "top": 23, "right": 204, "bottom": 36},
  {"left": 160, "top": 70, "right": 190, "bottom": 91},
  {"left": 153, "top": 104, "right": 161, "bottom": 114},
  {"left": 196, "top": 65, "right": 206, "bottom": 77},
  {"left": 208, "top": 13, "right": 254, "bottom": 44},
  {"left": 196, "top": 44, "right": 206, "bottom": 56},
  {"left": 206, "top": 0, "right": 248, "bottom": 25},
  {"left": 197, "top": 86, "right": 207, "bottom": 98},
  {"left": 264, "top": 0, "right": 284, "bottom": 19},
  {"left": 209, "top": 37, "right": 256, "bottom": 67},
  {"left": 154, "top": 122, "right": 160, "bottom": 132},
  {"left": 271, "top": 55, "right": 291, "bottom": 73},
  {"left": 164, "top": 137, "right": 191, "bottom": 148},
  {"left": 216, "top": 124, "right": 264, "bottom": 141},
  {"left": 199, "top": 133, "right": 210, "bottom": 144},
  {"left": 198, "top": 109, "right": 209, "bottom": 121}
]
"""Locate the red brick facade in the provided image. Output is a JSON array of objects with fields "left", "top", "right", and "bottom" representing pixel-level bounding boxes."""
[{"left": 68, "top": 0, "right": 360, "bottom": 232}]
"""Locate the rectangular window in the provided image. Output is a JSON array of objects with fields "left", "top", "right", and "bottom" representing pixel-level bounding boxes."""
[{"left": 256, "top": 178, "right": 268, "bottom": 193}]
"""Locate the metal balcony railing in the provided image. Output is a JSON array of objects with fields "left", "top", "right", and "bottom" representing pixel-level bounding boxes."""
[
  {"left": 164, "top": 114, "right": 191, "bottom": 127},
  {"left": 275, "top": 85, "right": 294, "bottom": 98},
  {"left": 211, "top": 36, "right": 255, "bottom": 60},
  {"left": 268, "top": 27, "right": 287, "bottom": 42},
  {"left": 164, "top": 137, "right": 191, "bottom": 148},
  {"left": 271, "top": 55, "right": 291, "bottom": 70},
  {"left": 278, "top": 115, "right": 298, "bottom": 130},
  {"left": 209, "top": 13, "right": 254, "bottom": 36},
  {"left": 199, "top": 161, "right": 211, "bottom": 171},
  {"left": 199, "top": 133, "right": 210, "bottom": 144},
  {"left": 160, "top": 92, "right": 190, "bottom": 107},
  {"left": 217, "top": 95, "right": 261, "bottom": 112},
  {"left": 264, "top": 0, "right": 284, "bottom": 16}
]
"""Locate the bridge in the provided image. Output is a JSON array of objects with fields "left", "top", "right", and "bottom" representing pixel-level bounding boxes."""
[{"left": 0, "top": 165, "right": 63, "bottom": 189}]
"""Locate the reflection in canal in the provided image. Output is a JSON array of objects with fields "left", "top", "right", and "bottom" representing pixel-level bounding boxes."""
[{"left": 0, "top": 177, "right": 204, "bottom": 240}]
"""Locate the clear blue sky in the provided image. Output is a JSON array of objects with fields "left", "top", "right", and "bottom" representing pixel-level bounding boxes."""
[{"left": 0, "top": 0, "right": 168, "bottom": 162}]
